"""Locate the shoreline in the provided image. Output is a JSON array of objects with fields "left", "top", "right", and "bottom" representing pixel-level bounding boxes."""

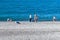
[
  {"left": 0, "top": 21, "right": 60, "bottom": 40},
  {"left": 0, "top": 21, "right": 60, "bottom": 31}
]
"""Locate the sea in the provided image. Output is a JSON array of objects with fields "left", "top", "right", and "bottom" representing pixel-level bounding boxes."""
[{"left": 0, "top": 0, "right": 60, "bottom": 21}]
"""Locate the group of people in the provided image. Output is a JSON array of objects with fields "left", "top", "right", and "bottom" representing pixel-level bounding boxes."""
[
  {"left": 7, "top": 14, "right": 56, "bottom": 22},
  {"left": 29, "top": 14, "right": 38, "bottom": 22},
  {"left": 29, "top": 14, "right": 56, "bottom": 22}
]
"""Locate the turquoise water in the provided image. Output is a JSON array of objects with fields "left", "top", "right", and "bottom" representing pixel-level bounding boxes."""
[{"left": 0, "top": 0, "right": 60, "bottom": 21}]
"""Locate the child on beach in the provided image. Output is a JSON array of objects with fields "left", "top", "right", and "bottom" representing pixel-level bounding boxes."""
[{"left": 29, "top": 14, "right": 32, "bottom": 22}]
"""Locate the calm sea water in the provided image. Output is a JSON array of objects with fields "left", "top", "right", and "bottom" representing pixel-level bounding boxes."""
[{"left": 0, "top": 0, "right": 60, "bottom": 21}]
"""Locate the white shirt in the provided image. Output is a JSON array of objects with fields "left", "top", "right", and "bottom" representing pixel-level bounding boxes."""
[
  {"left": 53, "top": 16, "right": 56, "bottom": 19},
  {"left": 29, "top": 15, "right": 32, "bottom": 18}
]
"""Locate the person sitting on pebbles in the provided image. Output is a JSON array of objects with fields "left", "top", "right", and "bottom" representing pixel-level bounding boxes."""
[{"left": 7, "top": 18, "right": 12, "bottom": 22}]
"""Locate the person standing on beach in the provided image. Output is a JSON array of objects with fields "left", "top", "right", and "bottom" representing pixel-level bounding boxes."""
[
  {"left": 29, "top": 14, "right": 32, "bottom": 22},
  {"left": 34, "top": 14, "right": 38, "bottom": 22},
  {"left": 53, "top": 16, "right": 56, "bottom": 21}
]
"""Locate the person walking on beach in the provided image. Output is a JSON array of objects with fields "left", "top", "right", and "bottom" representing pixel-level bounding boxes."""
[
  {"left": 34, "top": 14, "right": 38, "bottom": 22},
  {"left": 53, "top": 16, "right": 56, "bottom": 21},
  {"left": 29, "top": 14, "right": 32, "bottom": 22}
]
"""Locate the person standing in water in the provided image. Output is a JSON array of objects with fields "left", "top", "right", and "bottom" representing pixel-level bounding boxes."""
[
  {"left": 29, "top": 14, "right": 32, "bottom": 22},
  {"left": 34, "top": 14, "right": 38, "bottom": 22}
]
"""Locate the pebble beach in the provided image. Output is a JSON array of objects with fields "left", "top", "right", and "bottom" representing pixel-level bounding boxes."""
[{"left": 0, "top": 21, "right": 60, "bottom": 40}]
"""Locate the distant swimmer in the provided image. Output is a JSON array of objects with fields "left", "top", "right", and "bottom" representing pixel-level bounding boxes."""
[
  {"left": 29, "top": 14, "right": 32, "bottom": 22},
  {"left": 53, "top": 16, "right": 56, "bottom": 21},
  {"left": 34, "top": 14, "right": 38, "bottom": 22}
]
